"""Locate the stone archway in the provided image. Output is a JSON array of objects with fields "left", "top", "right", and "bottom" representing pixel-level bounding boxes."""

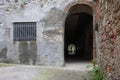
[{"left": 64, "top": 4, "right": 94, "bottom": 62}]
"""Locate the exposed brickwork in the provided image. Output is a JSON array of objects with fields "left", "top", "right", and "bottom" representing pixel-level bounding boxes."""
[
  {"left": 0, "top": 0, "right": 99, "bottom": 66},
  {"left": 64, "top": 1, "right": 96, "bottom": 14},
  {"left": 98, "top": 0, "right": 120, "bottom": 79},
  {"left": 64, "top": 0, "right": 99, "bottom": 59}
]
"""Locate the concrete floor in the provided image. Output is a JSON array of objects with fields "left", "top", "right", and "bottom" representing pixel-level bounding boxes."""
[
  {"left": 64, "top": 61, "right": 93, "bottom": 71},
  {"left": 0, "top": 62, "right": 93, "bottom": 80}
]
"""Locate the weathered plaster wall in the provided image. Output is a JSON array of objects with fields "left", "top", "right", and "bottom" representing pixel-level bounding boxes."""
[
  {"left": 0, "top": 0, "right": 97, "bottom": 66},
  {"left": 98, "top": 0, "right": 120, "bottom": 79}
]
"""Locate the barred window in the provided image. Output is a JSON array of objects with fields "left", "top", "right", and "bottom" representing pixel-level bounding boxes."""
[{"left": 13, "top": 22, "right": 36, "bottom": 41}]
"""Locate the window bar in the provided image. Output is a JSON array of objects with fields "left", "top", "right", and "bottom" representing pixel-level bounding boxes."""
[
  {"left": 23, "top": 24, "right": 24, "bottom": 41},
  {"left": 20, "top": 23, "right": 22, "bottom": 41},
  {"left": 29, "top": 23, "right": 30, "bottom": 40},
  {"left": 24, "top": 23, "right": 26, "bottom": 41},
  {"left": 32, "top": 23, "right": 33, "bottom": 40},
  {"left": 26, "top": 23, "right": 28, "bottom": 41},
  {"left": 24, "top": 25, "right": 27, "bottom": 38},
  {"left": 18, "top": 23, "right": 20, "bottom": 41},
  {"left": 34, "top": 23, "right": 35, "bottom": 40},
  {"left": 27, "top": 24, "right": 30, "bottom": 40},
  {"left": 13, "top": 24, "right": 15, "bottom": 41},
  {"left": 13, "top": 22, "right": 36, "bottom": 41},
  {"left": 34, "top": 23, "right": 36, "bottom": 40},
  {"left": 29, "top": 24, "right": 32, "bottom": 40},
  {"left": 23, "top": 23, "right": 25, "bottom": 40},
  {"left": 31, "top": 23, "right": 34, "bottom": 40},
  {"left": 16, "top": 23, "right": 18, "bottom": 41},
  {"left": 33, "top": 23, "right": 34, "bottom": 40}
]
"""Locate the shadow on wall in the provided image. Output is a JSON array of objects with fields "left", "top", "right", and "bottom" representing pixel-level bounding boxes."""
[
  {"left": 0, "top": 47, "right": 7, "bottom": 62},
  {"left": 19, "top": 41, "right": 37, "bottom": 65}
]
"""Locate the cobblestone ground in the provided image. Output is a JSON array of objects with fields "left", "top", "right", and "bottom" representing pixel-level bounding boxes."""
[{"left": 0, "top": 62, "right": 92, "bottom": 80}]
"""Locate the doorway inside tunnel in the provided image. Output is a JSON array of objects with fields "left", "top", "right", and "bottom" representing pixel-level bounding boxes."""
[{"left": 64, "top": 4, "right": 93, "bottom": 62}]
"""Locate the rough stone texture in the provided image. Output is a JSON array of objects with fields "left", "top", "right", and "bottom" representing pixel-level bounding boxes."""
[
  {"left": 0, "top": 47, "right": 7, "bottom": 61},
  {"left": 29, "top": 41, "right": 37, "bottom": 65},
  {"left": 98, "top": 0, "right": 120, "bottom": 80},
  {"left": 0, "top": 0, "right": 97, "bottom": 66}
]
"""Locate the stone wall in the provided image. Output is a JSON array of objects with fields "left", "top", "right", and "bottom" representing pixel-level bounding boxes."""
[
  {"left": 0, "top": 0, "right": 97, "bottom": 66},
  {"left": 0, "top": 0, "right": 68, "bottom": 66},
  {"left": 98, "top": 0, "right": 120, "bottom": 79}
]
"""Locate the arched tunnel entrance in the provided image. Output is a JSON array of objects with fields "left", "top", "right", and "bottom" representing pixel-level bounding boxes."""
[{"left": 64, "top": 4, "right": 93, "bottom": 62}]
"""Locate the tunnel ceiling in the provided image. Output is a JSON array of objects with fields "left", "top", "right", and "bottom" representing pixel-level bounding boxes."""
[
  {"left": 65, "top": 13, "right": 93, "bottom": 36},
  {"left": 65, "top": 4, "right": 93, "bottom": 36},
  {"left": 68, "top": 4, "right": 93, "bottom": 16}
]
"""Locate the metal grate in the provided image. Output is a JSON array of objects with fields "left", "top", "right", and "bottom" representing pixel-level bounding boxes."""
[{"left": 13, "top": 22, "right": 36, "bottom": 41}]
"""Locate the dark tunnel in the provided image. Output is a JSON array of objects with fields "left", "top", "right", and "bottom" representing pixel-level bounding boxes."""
[{"left": 64, "top": 12, "right": 93, "bottom": 62}]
